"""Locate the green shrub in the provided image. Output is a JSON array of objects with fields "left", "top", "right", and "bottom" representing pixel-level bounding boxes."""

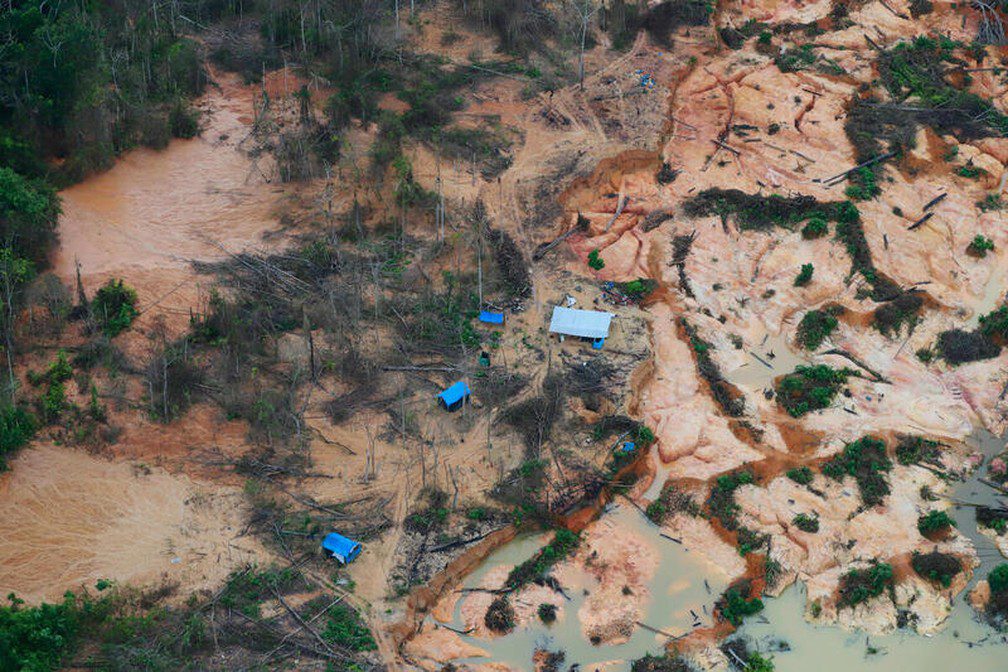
[
  {"left": 911, "top": 550, "right": 962, "bottom": 588},
  {"left": 92, "top": 279, "right": 139, "bottom": 337},
  {"left": 717, "top": 585, "right": 764, "bottom": 625},
  {"left": 917, "top": 510, "right": 955, "bottom": 536},
  {"left": 844, "top": 167, "right": 880, "bottom": 201},
  {"left": 957, "top": 164, "right": 985, "bottom": 179},
  {"left": 775, "top": 365, "right": 853, "bottom": 417},
  {"left": 797, "top": 308, "right": 838, "bottom": 349},
  {"left": 937, "top": 328, "right": 1001, "bottom": 365},
  {"left": 707, "top": 470, "right": 755, "bottom": 530},
  {"left": 792, "top": 512, "right": 820, "bottom": 533},
  {"left": 793, "top": 263, "right": 814, "bottom": 286},
  {"left": 505, "top": 529, "right": 580, "bottom": 590},
  {"left": 45, "top": 350, "right": 73, "bottom": 384},
  {"left": 822, "top": 436, "right": 892, "bottom": 506},
  {"left": 989, "top": 563, "right": 1008, "bottom": 594},
  {"left": 801, "top": 217, "right": 828, "bottom": 239},
  {"left": 895, "top": 435, "right": 940, "bottom": 465},
  {"left": 0, "top": 405, "right": 36, "bottom": 466},
  {"left": 745, "top": 652, "right": 775, "bottom": 672},
  {"left": 786, "top": 466, "right": 814, "bottom": 485},
  {"left": 0, "top": 592, "right": 82, "bottom": 671},
  {"left": 980, "top": 305, "right": 1008, "bottom": 338},
  {"left": 588, "top": 248, "right": 605, "bottom": 270},
  {"left": 538, "top": 603, "right": 557, "bottom": 623},
  {"left": 838, "top": 561, "right": 893, "bottom": 607},
  {"left": 977, "top": 506, "right": 1008, "bottom": 534},
  {"left": 968, "top": 234, "right": 995, "bottom": 257}
]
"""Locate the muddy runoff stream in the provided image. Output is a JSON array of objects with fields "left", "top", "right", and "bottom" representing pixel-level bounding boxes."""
[{"left": 426, "top": 430, "right": 1008, "bottom": 670}]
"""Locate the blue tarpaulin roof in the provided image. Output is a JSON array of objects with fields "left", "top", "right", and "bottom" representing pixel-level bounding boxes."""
[
  {"left": 438, "top": 381, "right": 471, "bottom": 408},
  {"left": 479, "top": 310, "right": 505, "bottom": 324},
  {"left": 322, "top": 533, "right": 362, "bottom": 564},
  {"left": 549, "top": 306, "right": 614, "bottom": 339}
]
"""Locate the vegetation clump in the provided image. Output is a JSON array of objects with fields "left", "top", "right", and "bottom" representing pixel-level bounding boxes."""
[
  {"left": 681, "top": 319, "right": 745, "bottom": 416},
  {"left": 716, "top": 581, "right": 764, "bottom": 625},
  {"left": 873, "top": 291, "right": 923, "bottom": 337},
  {"left": 646, "top": 482, "right": 700, "bottom": 523},
  {"left": 917, "top": 510, "right": 955, "bottom": 537},
  {"left": 838, "top": 561, "right": 894, "bottom": 607},
  {"left": 792, "top": 512, "right": 820, "bottom": 533},
  {"left": 505, "top": 529, "right": 580, "bottom": 591},
  {"left": 682, "top": 189, "right": 849, "bottom": 232},
  {"left": 936, "top": 328, "right": 1000, "bottom": 365},
  {"left": 822, "top": 436, "right": 892, "bottom": 507},
  {"left": 630, "top": 654, "right": 696, "bottom": 672},
  {"left": 976, "top": 506, "right": 1008, "bottom": 534},
  {"left": 485, "top": 596, "right": 516, "bottom": 633},
  {"left": 986, "top": 564, "right": 1008, "bottom": 623},
  {"left": 793, "top": 263, "right": 814, "bottom": 287},
  {"left": 968, "top": 234, "right": 996, "bottom": 258},
  {"left": 786, "top": 466, "right": 814, "bottom": 485},
  {"left": 775, "top": 44, "right": 817, "bottom": 72},
  {"left": 797, "top": 307, "right": 840, "bottom": 350},
  {"left": 979, "top": 305, "right": 1008, "bottom": 339},
  {"left": 895, "top": 435, "right": 941, "bottom": 465},
  {"left": 538, "top": 603, "right": 557, "bottom": 623},
  {"left": 0, "top": 405, "right": 36, "bottom": 468},
  {"left": 707, "top": 470, "right": 756, "bottom": 530},
  {"left": 775, "top": 365, "right": 853, "bottom": 417},
  {"left": 588, "top": 248, "right": 605, "bottom": 270},
  {"left": 92, "top": 278, "right": 140, "bottom": 337},
  {"left": 911, "top": 551, "right": 962, "bottom": 588},
  {"left": 801, "top": 217, "right": 828, "bottom": 239}
]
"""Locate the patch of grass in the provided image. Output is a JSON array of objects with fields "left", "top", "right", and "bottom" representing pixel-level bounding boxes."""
[
  {"left": 321, "top": 604, "right": 376, "bottom": 651},
  {"left": 775, "top": 44, "right": 817, "bottom": 72},
  {"left": 844, "top": 167, "right": 880, "bottom": 201},
  {"left": 977, "top": 194, "right": 1004, "bottom": 212},
  {"left": 957, "top": 163, "right": 985, "bottom": 179},
  {"left": 775, "top": 364, "right": 854, "bottom": 417},
  {"left": 737, "top": 526, "right": 770, "bottom": 556},
  {"left": 838, "top": 561, "right": 893, "bottom": 607},
  {"left": 797, "top": 307, "right": 839, "bottom": 350},
  {"left": 588, "top": 249, "right": 605, "bottom": 270},
  {"left": 822, "top": 436, "right": 892, "bottom": 507}
]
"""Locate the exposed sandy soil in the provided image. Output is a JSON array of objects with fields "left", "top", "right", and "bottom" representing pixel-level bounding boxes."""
[
  {"left": 51, "top": 68, "right": 300, "bottom": 332},
  {"left": 0, "top": 444, "right": 259, "bottom": 604}
]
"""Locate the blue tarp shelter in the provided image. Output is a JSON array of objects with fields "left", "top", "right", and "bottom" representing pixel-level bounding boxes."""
[
  {"left": 549, "top": 306, "right": 614, "bottom": 344},
  {"left": 438, "top": 381, "right": 471, "bottom": 411},
  {"left": 479, "top": 310, "right": 505, "bottom": 324},
  {"left": 321, "top": 533, "right": 362, "bottom": 564}
]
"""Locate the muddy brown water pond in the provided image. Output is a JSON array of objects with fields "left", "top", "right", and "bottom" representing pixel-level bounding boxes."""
[{"left": 439, "top": 430, "right": 1008, "bottom": 670}]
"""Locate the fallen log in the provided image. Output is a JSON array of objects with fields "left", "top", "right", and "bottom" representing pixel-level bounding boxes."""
[
  {"left": 908, "top": 212, "right": 934, "bottom": 231},
  {"left": 923, "top": 193, "right": 948, "bottom": 211}
]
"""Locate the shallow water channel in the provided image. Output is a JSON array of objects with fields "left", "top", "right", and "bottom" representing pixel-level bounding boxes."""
[
  {"left": 437, "top": 430, "right": 1008, "bottom": 670},
  {"left": 738, "top": 428, "right": 1008, "bottom": 671},
  {"left": 445, "top": 504, "right": 731, "bottom": 669}
]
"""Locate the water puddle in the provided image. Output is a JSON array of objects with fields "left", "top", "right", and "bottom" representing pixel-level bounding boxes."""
[
  {"left": 965, "top": 269, "right": 1007, "bottom": 330},
  {"left": 725, "top": 332, "right": 809, "bottom": 391},
  {"left": 739, "top": 428, "right": 1008, "bottom": 670},
  {"left": 444, "top": 504, "right": 731, "bottom": 670}
]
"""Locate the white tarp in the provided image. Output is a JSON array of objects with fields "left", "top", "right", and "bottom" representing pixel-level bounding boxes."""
[{"left": 548, "top": 306, "right": 614, "bottom": 339}]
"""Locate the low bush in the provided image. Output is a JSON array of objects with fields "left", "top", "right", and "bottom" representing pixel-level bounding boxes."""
[
  {"left": 793, "top": 263, "right": 814, "bottom": 287},
  {"left": 538, "top": 603, "right": 557, "bottom": 623},
  {"left": 911, "top": 550, "right": 962, "bottom": 587},
  {"left": 707, "top": 470, "right": 755, "bottom": 530},
  {"left": 873, "top": 291, "right": 923, "bottom": 337},
  {"left": 917, "top": 510, "right": 955, "bottom": 537},
  {"left": 968, "top": 234, "right": 995, "bottom": 257},
  {"left": 775, "top": 365, "right": 853, "bottom": 417},
  {"left": 822, "top": 436, "right": 892, "bottom": 507},
  {"left": 0, "top": 405, "right": 36, "bottom": 467},
  {"left": 895, "top": 435, "right": 941, "bottom": 465},
  {"left": 588, "top": 249, "right": 605, "bottom": 270},
  {"left": 786, "top": 466, "right": 814, "bottom": 485},
  {"left": 484, "top": 596, "right": 515, "bottom": 633},
  {"left": 796, "top": 307, "right": 839, "bottom": 349},
  {"left": 937, "top": 328, "right": 1000, "bottom": 365},
  {"left": 989, "top": 563, "right": 1008, "bottom": 594},
  {"left": 321, "top": 604, "right": 376, "bottom": 651},
  {"left": 977, "top": 506, "right": 1008, "bottom": 534},
  {"left": 979, "top": 305, "right": 1008, "bottom": 339},
  {"left": 92, "top": 279, "right": 139, "bottom": 337},
  {"left": 505, "top": 529, "right": 579, "bottom": 590},
  {"left": 792, "top": 512, "right": 820, "bottom": 533},
  {"left": 716, "top": 582, "right": 764, "bottom": 626},
  {"left": 802, "top": 217, "right": 828, "bottom": 239},
  {"left": 838, "top": 561, "right": 893, "bottom": 607}
]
